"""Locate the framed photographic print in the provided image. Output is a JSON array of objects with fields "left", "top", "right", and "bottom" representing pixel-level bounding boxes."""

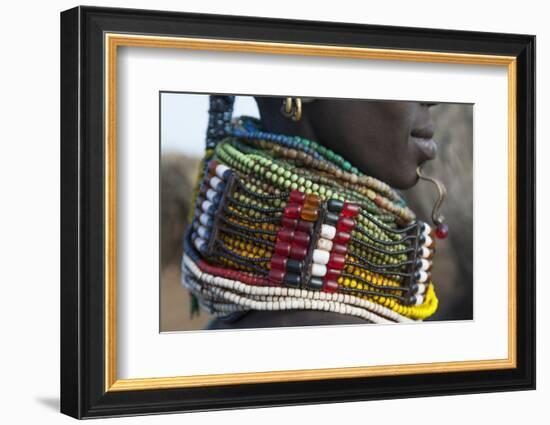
[{"left": 60, "top": 5, "right": 535, "bottom": 419}]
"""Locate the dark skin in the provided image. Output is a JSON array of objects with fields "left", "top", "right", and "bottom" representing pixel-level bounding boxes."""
[{"left": 207, "top": 97, "right": 437, "bottom": 330}]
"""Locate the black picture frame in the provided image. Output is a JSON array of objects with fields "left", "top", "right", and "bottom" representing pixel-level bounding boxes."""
[{"left": 60, "top": 5, "right": 535, "bottom": 419}]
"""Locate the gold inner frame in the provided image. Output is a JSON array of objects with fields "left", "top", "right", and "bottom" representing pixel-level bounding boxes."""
[{"left": 104, "top": 33, "right": 517, "bottom": 392}]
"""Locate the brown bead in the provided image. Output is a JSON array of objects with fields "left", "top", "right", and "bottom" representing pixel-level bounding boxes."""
[
  {"left": 304, "top": 194, "right": 321, "bottom": 208},
  {"left": 300, "top": 207, "right": 319, "bottom": 222}
]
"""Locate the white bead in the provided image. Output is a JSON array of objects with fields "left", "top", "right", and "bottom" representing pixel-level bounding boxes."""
[
  {"left": 197, "top": 226, "right": 209, "bottom": 239},
  {"left": 201, "top": 200, "right": 213, "bottom": 213},
  {"left": 316, "top": 238, "right": 333, "bottom": 251},
  {"left": 209, "top": 176, "right": 223, "bottom": 190},
  {"left": 416, "top": 270, "right": 428, "bottom": 283},
  {"left": 311, "top": 263, "right": 327, "bottom": 277},
  {"left": 215, "top": 164, "right": 230, "bottom": 179},
  {"left": 206, "top": 189, "right": 218, "bottom": 202},
  {"left": 420, "top": 247, "right": 432, "bottom": 258},
  {"left": 419, "top": 258, "right": 431, "bottom": 271},
  {"left": 193, "top": 237, "right": 206, "bottom": 249},
  {"left": 415, "top": 295, "right": 425, "bottom": 305},
  {"left": 312, "top": 249, "right": 330, "bottom": 265},
  {"left": 423, "top": 235, "right": 433, "bottom": 248},
  {"left": 320, "top": 224, "right": 336, "bottom": 240},
  {"left": 199, "top": 213, "right": 211, "bottom": 227},
  {"left": 422, "top": 225, "right": 432, "bottom": 238},
  {"left": 415, "top": 283, "right": 427, "bottom": 295}
]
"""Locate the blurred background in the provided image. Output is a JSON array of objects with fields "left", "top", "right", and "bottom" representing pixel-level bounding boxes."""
[{"left": 160, "top": 93, "right": 473, "bottom": 332}]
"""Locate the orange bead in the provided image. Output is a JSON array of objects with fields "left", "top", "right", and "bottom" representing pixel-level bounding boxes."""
[
  {"left": 304, "top": 194, "right": 321, "bottom": 209},
  {"left": 300, "top": 207, "right": 319, "bottom": 222}
]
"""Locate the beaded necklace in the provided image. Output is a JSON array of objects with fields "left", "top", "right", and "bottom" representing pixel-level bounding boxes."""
[{"left": 182, "top": 95, "right": 443, "bottom": 323}]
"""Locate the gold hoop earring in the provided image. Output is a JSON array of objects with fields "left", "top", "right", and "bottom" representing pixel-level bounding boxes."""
[{"left": 281, "top": 97, "right": 302, "bottom": 121}]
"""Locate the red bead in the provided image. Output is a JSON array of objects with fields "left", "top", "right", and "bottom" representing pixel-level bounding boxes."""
[
  {"left": 342, "top": 202, "right": 360, "bottom": 217},
  {"left": 293, "top": 231, "right": 310, "bottom": 247},
  {"left": 289, "top": 189, "right": 306, "bottom": 204},
  {"left": 284, "top": 205, "right": 302, "bottom": 219},
  {"left": 435, "top": 223, "right": 449, "bottom": 239},
  {"left": 325, "top": 268, "right": 341, "bottom": 280},
  {"left": 328, "top": 253, "right": 345, "bottom": 269},
  {"left": 277, "top": 228, "right": 295, "bottom": 242},
  {"left": 281, "top": 217, "right": 298, "bottom": 229},
  {"left": 334, "top": 231, "right": 351, "bottom": 244},
  {"left": 323, "top": 279, "right": 339, "bottom": 293},
  {"left": 268, "top": 269, "right": 285, "bottom": 284},
  {"left": 270, "top": 255, "right": 288, "bottom": 271},
  {"left": 296, "top": 220, "right": 314, "bottom": 234},
  {"left": 289, "top": 244, "right": 307, "bottom": 260},
  {"left": 207, "top": 160, "right": 219, "bottom": 172},
  {"left": 337, "top": 217, "right": 355, "bottom": 232},
  {"left": 331, "top": 243, "right": 348, "bottom": 256},
  {"left": 274, "top": 241, "right": 291, "bottom": 256}
]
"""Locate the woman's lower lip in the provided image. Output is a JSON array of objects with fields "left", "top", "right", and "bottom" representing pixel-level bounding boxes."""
[{"left": 411, "top": 137, "right": 437, "bottom": 160}]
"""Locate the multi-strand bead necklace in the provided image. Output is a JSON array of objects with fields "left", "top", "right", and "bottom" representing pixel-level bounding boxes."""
[{"left": 182, "top": 96, "right": 443, "bottom": 324}]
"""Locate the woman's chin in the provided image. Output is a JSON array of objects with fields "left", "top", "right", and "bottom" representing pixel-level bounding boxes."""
[{"left": 380, "top": 169, "right": 419, "bottom": 190}]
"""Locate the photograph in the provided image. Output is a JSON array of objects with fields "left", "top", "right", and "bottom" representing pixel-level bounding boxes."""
[{"left": 160, "top": 93, "right": 474, "bottom": 331}]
